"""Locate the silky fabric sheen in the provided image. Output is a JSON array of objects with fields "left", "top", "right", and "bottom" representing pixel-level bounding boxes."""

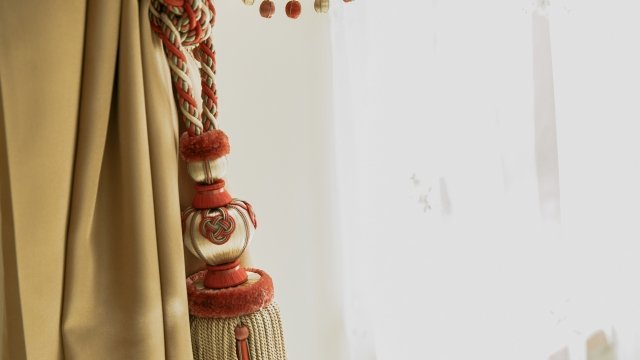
[{"left": 0, "top": 0, "right": 207, "bottom": 358}]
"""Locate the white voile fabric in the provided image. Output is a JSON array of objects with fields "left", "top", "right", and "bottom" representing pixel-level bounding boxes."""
[{"left": 331, "top": 0, "right": 640, "bottom": 358}]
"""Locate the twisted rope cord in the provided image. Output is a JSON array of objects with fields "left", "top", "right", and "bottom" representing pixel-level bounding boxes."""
[
  {"left": 195, "top": 37, "right": 219, "bottom": 131},
  {"left": 150, "top": 0, "right": 219, "bottom": 136}
]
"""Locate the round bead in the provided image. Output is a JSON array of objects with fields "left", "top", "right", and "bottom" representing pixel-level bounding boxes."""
[
  {"left": 285, "top": 1, "right": 302, "bottom": 19},
  {"left": 314, "top": 0, "right": 329, "bottom": 13},
  {"left": 182, "top": 200, "right": 257, "bottom": 266},
  {"left": 186, "top": 156, "right": 228, "bottom": 184},
  {"left": 242, "top": 0, "right": 255, "bottom": 5},
  {"left": 235, "top": 326, "right": 250, "bottom": 340},
  {"left": 259, "top": 0, "right": 276, "bottom": 18}
]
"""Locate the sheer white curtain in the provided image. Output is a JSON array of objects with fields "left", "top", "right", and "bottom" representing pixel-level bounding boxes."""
[{"left": 330, "top": 0, "right": 640, "bottom": 358}]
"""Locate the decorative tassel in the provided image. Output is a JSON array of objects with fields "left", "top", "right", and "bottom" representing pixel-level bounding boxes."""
[
  {"left": 150, "top": 1, "right": 288, "bottom": 358},
  {"left": 235, "top": 326, "right": 251, "bottom": 360}
]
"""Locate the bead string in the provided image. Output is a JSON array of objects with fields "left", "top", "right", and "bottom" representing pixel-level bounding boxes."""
[{"left": 251, "top": 0, "right": 354, "bottom": 19}]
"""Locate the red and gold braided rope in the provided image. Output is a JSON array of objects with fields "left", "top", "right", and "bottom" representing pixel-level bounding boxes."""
[{"left": 149, "top": 0, "right": 218, "bottom": 136}]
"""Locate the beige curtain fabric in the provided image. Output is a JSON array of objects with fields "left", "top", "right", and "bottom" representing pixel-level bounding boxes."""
[{"left": 0, "top": 0, "right": 203, "bottom": 358}]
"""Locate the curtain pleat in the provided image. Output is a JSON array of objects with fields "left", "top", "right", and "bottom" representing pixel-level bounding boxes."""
[
  {"left": 138, "top": 0, "right": 198, "bottom": 357},
  {"left": 1, "top": 0, "right": 194, "bottom": 359},
  {"left": 0, "top": 0, "right": 87, "bottom": 358}
]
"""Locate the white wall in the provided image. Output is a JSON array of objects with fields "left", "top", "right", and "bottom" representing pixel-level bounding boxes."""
[{"left": 214, "top": 3, "right": 347, "bottom": 360}]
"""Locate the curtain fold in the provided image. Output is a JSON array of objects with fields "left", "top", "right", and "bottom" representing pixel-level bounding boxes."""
[
  {"left": 1, "top": 0, "right": 87, "bottom": 357},
  {"left": 1, "top": 0, "right": 194, "bottom": 358}
]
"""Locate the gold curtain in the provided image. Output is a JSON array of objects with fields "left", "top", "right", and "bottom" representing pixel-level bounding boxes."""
[{"left": 0, "top": 0, "right": 204, "bottom": 358}]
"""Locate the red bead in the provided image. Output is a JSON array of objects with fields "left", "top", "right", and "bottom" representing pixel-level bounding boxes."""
[
  {"left": 235, "top": 326, "right": 250, "bottom": 341},
  {"left": 192, "top": 180, "right": 233, "bottom": 209},
  {"left": 204, "top": 260, "right": 249, "bottom": 289},
  {"left": 259, "top": 0, "right": 275, "bottom": 18},
  {"left": 285, "top": 0, "right": 302, "bottom": 19}
]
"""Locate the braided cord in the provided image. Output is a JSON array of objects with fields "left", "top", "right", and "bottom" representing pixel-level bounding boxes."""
[
  {"left": 196, "top": 37, "right": 218, "bottom": 131},
  {"left": 150, "top": 0, "right": 219, "bottom": 136}
]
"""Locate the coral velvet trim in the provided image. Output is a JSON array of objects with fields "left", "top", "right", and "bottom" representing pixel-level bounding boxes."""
[
  {"left": 180, "top": 129, "right": 231, "bottom": 161},
  {"left": 187, "top": 268, "right": 274, "bottom": 318}
]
